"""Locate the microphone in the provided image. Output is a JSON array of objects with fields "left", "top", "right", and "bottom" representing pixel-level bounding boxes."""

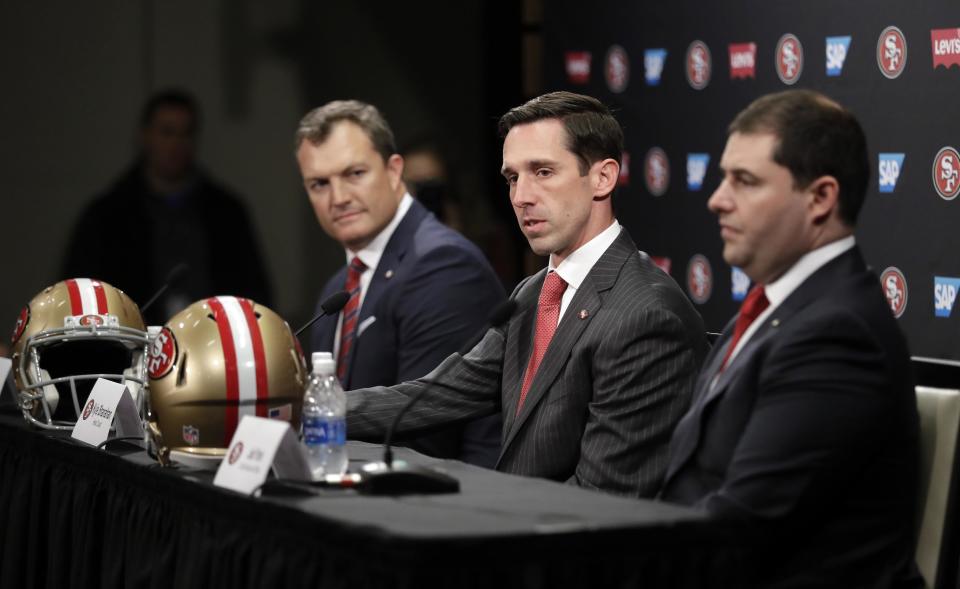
[
  {"left": 361, "top": 298, "right": 517, "bottom": 495},
  {"left": 294, "top": 291, "right": 350, "bottom": 337},
  {"left": 140, "top": 263, "right": 189, "bottom": 314}
]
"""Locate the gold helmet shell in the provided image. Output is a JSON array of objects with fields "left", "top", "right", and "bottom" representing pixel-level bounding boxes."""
[
  {"left": 10, "top": 278, "right": 149, "bottom": 430},
  {"left": 147, "top": 296, "right": 306, "bottom": 464}
]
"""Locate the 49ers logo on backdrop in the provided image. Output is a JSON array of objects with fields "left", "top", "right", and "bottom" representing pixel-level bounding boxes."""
[
  {"left": 605, "top": 45, "right": 629, "bottom": 93},
  {"left": 686, "top": 40, "right": 711, "bottom": 89},
  {"left": 877, "top": 26, "right": 908, "bottom": 79},
  {"left": 11, "top": 306, "right": 29, "bottom": 344},
  {"left": 881, "top": 267, "right": 909, "bottom": 318},
  {"left": 687, "top": 255, "right": 713, "bottom": 305},
  {"left": 644, "top": 147, "right": 670, "bottom": 197},
  {"left": 776, "top": 34, "right": 803, "bottom": 84},
  {"left": 148, "top": 327, "right": 178, "bottom": 379},
  {"left": 933, "top": 147, "right": 960, "bottom": 200}
]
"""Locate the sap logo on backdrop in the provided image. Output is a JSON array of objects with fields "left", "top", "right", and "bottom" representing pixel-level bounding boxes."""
[
  {"left": 686, "top": 40, "right": 712, "bottom": 90},
  {"left": 776, "top": 34, "right": 804, "bottom": 85},
  {"left": 826, "top": 36, "right": 852, "bottom": 76},
  {"left": 605, "top": 45, "right": 630, "bottom": 93},
  {"left": 687, "top": 153, "right": 710, "bottom": 191},
  {"left": 565, "top": 51, "right": 592, "bottom": 84},
  {"left": 881, "top": 267, "right": 908, "bottom": 318},
  {"left": 644, "top": 147, "right": 670, "bottom": 197},
  {"left": 931, "top": 28, "right": 960, "bottom": 69},
  {"left": 935, "top": 277, "right": 960, "bottom": 317},
  {"left": 731, "top": 268, "right": 750, "bottom": 302},
  {"left": 618, "top": 151, "right": 631, "bottom": 186},
  {"left": 933, "top": 147, "right": 960, "bottom": 200},
  {"left": 878, "top": 153, "right": 905, "bottom": 193},
  {"left": 728, "top": 43, "right": 757, "bottom": 79},
  {"left": 644, "top": 49, "right": 668, "bottom": 86},
  {"left": 877, "top": 26, "right": 908, "bottom": 79}
]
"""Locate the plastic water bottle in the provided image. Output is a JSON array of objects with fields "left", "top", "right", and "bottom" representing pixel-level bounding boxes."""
[{"left": 302, "top": 352, "right": 348, "bottom": 479}]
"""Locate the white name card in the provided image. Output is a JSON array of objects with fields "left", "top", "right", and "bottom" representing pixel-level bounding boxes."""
[
  {"left": 71, "top": 378, "right": 144, "bottom": 447},
  {"left": 0, "top": 357, "right": 11, "bottom": 398},
  {"left": 213, "top": 415, "right": 310, "bottom": 495}
]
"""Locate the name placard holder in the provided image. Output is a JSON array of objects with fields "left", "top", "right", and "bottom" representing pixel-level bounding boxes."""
[
  {"left": 71, "top": 378, "right": 144, "bottom": 447},
  {"left": 213, "top": 416, "right": 310, "bottom": 495}
]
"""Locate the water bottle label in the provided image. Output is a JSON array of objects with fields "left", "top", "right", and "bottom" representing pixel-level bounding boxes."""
[{"left": 302, "top": 417, "right": 346, "bottom": 446}]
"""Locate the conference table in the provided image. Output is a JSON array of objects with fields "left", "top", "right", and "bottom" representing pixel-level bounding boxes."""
[{"left": 0, "top": 409, "right": 751, "bottom": 588}]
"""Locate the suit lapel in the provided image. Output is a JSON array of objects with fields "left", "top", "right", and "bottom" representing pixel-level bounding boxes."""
[
  {"left": 501, "top": 231, "right": 635, "bottom": 453},
  {"left": 344, "top": 199, "right": 428, "bottom": 387},
  {"left": 502, "top": 271, "right": 545, "bottom": 434},
  {"left": 663, "top": 247, "right": 868, "bottom": 484}
]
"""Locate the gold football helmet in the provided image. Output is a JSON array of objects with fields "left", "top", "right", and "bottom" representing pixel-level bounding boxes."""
[
  {"left": 10, "top": 278, "right": 150, "bottom": 430},
  {"left": 147, "top": 296, "right": 306, "bottom": 467}
]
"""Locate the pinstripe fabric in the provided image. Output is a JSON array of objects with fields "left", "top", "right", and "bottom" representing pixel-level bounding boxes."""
[{"left": 347, "top": 231, "right": 709, "bottom": 497}]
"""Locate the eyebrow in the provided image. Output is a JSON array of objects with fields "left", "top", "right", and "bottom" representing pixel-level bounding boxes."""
[{"left": 501, "top": 158, "right": 560, "bottom": 176}]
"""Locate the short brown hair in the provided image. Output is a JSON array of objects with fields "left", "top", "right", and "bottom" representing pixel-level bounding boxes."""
[
  {"left": 729, "top": 90, "right": 869, "bottom": 226},
  {"left": 295, "top": 100, "right": 397, "bottom": 162},
  {"left": 498, "top": 91, "right": 623, "bottom": 175}
]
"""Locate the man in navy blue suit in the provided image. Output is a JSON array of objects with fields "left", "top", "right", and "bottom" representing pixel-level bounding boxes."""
[{"left": 295, "top": 100, "right": 504, "bottom": 467}]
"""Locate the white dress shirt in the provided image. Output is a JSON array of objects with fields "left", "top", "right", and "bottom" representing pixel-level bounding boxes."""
[
  {"left": 725, "top": 235, "right": 856, "bottom": 365},
  {"left": 333, "top": 193, "right": 414, "bottom": 359},
  {"left": 547, "top": 220, "right": 622, "bottom": 324}
]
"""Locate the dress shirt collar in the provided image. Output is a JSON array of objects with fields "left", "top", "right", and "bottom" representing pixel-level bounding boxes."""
[
  {"left": 344, "top": 192, "right": 413, "bottom": 271},
  {"left": 764, "top": 235, "right": 857, "bottom": 308},
  {"left": 548, "top": 220, "right": 622, "bottom": 289}
]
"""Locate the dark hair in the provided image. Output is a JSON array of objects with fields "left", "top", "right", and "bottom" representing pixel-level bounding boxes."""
[
  {"left": 140, "top": 89, "right": 199, "bottom": 131},
  {"left": 295, "top": 100, "right": 397, "bottom": 162},
  {"left": 498, "top": 91, "right": 623, "bottom": 175},
  {"left": 729, "top": 89, "right": 869, "bottom": 226}
]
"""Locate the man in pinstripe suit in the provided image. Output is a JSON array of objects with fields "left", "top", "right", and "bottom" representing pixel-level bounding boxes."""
[{"left": 347, "top": 92, "right": 708, "bottom": 496}]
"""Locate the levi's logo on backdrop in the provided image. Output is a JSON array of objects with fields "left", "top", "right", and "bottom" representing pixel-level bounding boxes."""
[
  {"left": 826, "top": 36, "right": 852, "bottom": 76},
  {"left": 565, "top": 51, "right": 592, "bottom": 84},
  {"left": 686, "top": 153, "right": 710, "bottom": 191},
  {"left": 644, "top": 49, "right": 667, "bottom": 86},
  {"left": 728, "top": 43, "right": 756, "bottom": 79},
  {"left": 935, "top": 277, "right": 960, "bottom": 317},
  {"left": 618, "top": 151, "right": 630, "bottom": 186},
  {"left": 931, "top": 28, "right": 960, "bottom": 69},
  {"left": 878, "top": 153, "right": 905, "bottom": 193}
]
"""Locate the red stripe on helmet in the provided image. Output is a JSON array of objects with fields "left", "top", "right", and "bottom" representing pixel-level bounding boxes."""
[
  {"left": 239, "top": 298, "right": 269, "bottom": 417},
  {"left": 207, "top": 297, "right": 239, "bottom": 445},
  {"left": 66, "top": 279, "right": 83, "bottom": 316}
]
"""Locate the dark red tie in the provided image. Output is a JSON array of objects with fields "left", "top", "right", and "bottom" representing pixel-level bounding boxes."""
[
  {"left": 719, "top": 284, "right": 769, "bottom": 371},
  {"left": 517, "top": 271, "right": 567, "bottom": 412},
  {"left": 337, "top": 256, "right": 367, "bottom": 381}
]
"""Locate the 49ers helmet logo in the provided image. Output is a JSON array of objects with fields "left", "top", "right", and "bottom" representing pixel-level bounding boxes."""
[
  {"left": 148, "top": 327, "right": 178, "bottom": 379},
  {"left": 11, "top": 306, "right": 29, "bottom": 345},
  {"left": 933, "top": 147, "right": 960, "bottom": 200},
  {"left": 82, "top": 398, "right": 95, "bottom": 420},
  {"left": 877, "top": 26, "right": 907, "bottom": 79}
]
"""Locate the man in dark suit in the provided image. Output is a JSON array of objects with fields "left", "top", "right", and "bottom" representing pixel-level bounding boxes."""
[
  {"left": 296, "top": 100, "right": 505, "bottom": 467},
  {"left": 659, "top": 90, "right": 921, "bottom": 587},
  {"left": 63, "top": 90, "right": 272, "bottom": 324},
  {"left": 345, "top": 91, "right": 708, "bottom": 497}
]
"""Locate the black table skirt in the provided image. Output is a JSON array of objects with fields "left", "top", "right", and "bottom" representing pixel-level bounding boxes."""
[{"left": 0, "top": 412, "right": 751, "bottom": 588}]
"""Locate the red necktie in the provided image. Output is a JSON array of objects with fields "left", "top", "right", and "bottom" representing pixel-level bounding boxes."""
[
  {"left": 517, "top": 271, "right": 567, "bottom": 412},
  {"left": 337, "top": 256, "right": 367, "bottom": 381},
  {"left": 719, "top": 284, "right": 769, "bottom": 371}
]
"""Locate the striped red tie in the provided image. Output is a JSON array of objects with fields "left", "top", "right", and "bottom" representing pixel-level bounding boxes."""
[
  {"left": 517, "top": 271, "right": 567, "bottom": 412},
  {"left": 337, "top": 257, "right": 367, "bottom": 382}
]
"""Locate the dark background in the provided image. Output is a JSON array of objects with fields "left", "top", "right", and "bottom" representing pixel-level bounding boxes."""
[
  {"left": 3, "top": 1, "right": 957, "bottom": 362},
  {"left": 544, "top": 0, "right": 960, "bottom": 361}
]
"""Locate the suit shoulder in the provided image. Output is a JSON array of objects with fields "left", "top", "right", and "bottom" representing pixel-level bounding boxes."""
[{"left": 410, "top": 215, "right": 490, "bottom": 266}]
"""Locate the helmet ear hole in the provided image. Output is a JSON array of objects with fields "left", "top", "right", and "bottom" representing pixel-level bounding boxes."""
[{"left": 176, "top": 352, "right": 188, "bottom": 387}]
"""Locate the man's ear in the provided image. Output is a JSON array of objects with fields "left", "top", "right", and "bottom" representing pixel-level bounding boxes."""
[
  {"left": 386, "top": 154, "right": 404, "bottom": 190},
  {"left": 593, "top": 158, "right": 620, "bottom": 199},
  {"left": 808, "top": 175, "right": 840, "bottom": 224}
]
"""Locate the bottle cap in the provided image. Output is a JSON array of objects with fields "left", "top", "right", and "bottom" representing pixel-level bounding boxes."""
[{"left": 311, "top": 351, "right": 336, "bottom": 375}]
